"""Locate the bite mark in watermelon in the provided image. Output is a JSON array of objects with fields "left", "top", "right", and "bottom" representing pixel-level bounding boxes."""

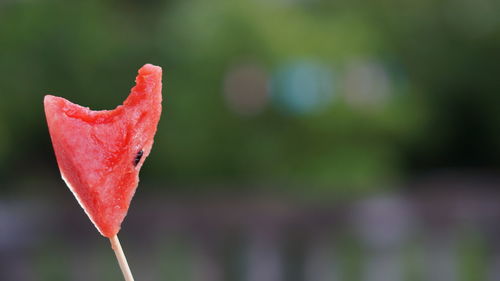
[{"left": 44, "top": 64, "right": 163, "bottom": 238}]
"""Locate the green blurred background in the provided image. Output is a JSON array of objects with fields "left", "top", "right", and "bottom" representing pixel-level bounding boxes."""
[{"left": 2, "top": 0, "right": 500, "bottom": 280}]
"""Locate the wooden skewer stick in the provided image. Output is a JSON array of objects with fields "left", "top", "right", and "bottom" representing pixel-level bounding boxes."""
[{"left": 110, "top": 235, "right": 135, "bottom": 281}]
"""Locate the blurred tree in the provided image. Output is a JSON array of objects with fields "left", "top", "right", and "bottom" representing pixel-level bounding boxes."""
[
  {"left": 364, "top": 0, "right": 500, "bottom": 171},
  {"left": 4, "top": 0, "right": 498, "bottom": 195}
]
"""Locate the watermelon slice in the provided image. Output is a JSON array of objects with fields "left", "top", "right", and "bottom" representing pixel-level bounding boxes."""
[{"left": 44, "top": 64, "right": 162, "bottom": 238}]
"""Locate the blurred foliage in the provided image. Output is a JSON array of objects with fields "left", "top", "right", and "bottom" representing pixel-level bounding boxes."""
[{"left": 0, "top": 0, "right": 499, "bottom": 194}]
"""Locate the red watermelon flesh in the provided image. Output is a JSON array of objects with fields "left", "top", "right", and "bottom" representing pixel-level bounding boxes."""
[{"left": 44, "top": 64, "right": 162, "bottom": 238}]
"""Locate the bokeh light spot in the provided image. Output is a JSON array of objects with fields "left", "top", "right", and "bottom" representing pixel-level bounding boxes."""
[
  {"left": 343, "top": 59, "right": 393, "bottom": 109},
  {"left": 223, "top": 62, "right": 269, "bottom": 117},
  {"left": 271, "top": 60, "right": 335, "bottom": 115}
]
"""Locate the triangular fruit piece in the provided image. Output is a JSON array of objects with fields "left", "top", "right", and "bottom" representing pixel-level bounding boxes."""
[{"left": 44, "top": 64, "right": 163, "bottom": 238}]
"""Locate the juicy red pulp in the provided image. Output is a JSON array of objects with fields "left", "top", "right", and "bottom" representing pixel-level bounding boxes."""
[{"left": 44, "top": 64, "right": 163, "bottom": 237}]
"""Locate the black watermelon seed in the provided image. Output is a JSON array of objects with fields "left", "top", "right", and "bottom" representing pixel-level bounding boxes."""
[{"left": 134, "top": 150, "right": 143, "bottom": 166}]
